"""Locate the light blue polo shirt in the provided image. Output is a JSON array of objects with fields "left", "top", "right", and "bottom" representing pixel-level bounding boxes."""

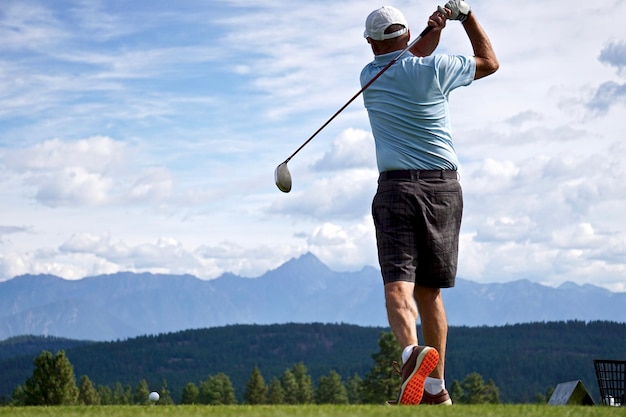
[{"left": 361, "top": 52, "right": 475, "bottom": 172}]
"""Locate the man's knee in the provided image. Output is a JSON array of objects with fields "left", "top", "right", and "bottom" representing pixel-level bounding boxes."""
[
  {"left": 385, "top": 281, "right": 416, "bottom": 309},
  {"left": 414, "top": 285, "right": 445, "bottom": 312}
]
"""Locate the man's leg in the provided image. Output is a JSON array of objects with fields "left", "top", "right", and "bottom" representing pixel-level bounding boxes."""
[
  {"left": 386, "top": 282, "right": 448, "bottom": 379},
  {"left": 414, "top": 285, "right": 447, "bottom": 379},
  {"left": 414, "top": 285, "right": 453, "bottom": 405},
  {"left": 385, "top": 281, "right": 439, "bottom": 405},
  {"left": 384, "top": 281, "right": 418, "bottom": 348},
  {"left": 373, "top": 179, "right": 439, "bottom": 404}
]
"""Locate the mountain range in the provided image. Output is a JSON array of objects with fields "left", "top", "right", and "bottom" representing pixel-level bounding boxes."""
[{"left": 1, "top": 252, "right": 624, "bottom": 341}]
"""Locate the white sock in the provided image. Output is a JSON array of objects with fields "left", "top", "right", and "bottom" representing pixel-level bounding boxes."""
[
  {"left": 402, "top": 344, "right": 417, "bottom": 364},
  {"left": 424, "top": 377, "right": 445, "bottom": 395}
]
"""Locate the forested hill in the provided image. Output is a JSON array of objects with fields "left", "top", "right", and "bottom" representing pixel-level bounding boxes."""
[{"left": 1, "top": 321, "right": 625, "bottom": 404}]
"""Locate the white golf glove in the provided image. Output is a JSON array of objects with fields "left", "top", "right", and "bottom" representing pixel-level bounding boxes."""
[{"left": 437, "top": 0, "right": 471, "bottom": 22}]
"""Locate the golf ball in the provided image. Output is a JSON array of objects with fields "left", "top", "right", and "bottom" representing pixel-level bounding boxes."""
[{"left": 149, "top": 391, "right": 160, "bottom": 402}]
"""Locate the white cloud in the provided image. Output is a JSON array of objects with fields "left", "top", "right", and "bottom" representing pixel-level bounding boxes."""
[
  {"left": 7, "top": 136, "right": 127, "bottom": 171},
  {"left": 598, "top": 39, "right": 626, "bottom": 73},
  {"left": 128, "top": 168, "right": 174, "bottom": 203},
  {"left": 0, "top": 225, "right": 29, "bottom": 237},
  {"left": 0, "top": 136, "right": 184, "bottom": 207},
  {"left": 313, "top": 128, "right": 376, "bottom": 171},
  {"left": 305, "top": 219, "right": 378, "bottom": 271},
  {"left": 270, "top": 167, "right": 377, "bottom": 220},
  {"left": 33, "top": 166, "right": 113, "bottom": 207},
  {"left": 0, "top": 249, "right": 118, "bottom": 281},
  {"left": 60, "top": 233, "right": 205, "bottom": 276}
]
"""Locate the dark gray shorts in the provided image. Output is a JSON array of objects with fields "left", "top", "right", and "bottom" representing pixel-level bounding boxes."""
[{"left": 372, "top": 170, "right": 463, "bottom": 288}]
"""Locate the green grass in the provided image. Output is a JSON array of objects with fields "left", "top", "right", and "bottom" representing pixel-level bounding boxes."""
[{"left": 0, "top": 405, "right": 623, "bottom": 417}]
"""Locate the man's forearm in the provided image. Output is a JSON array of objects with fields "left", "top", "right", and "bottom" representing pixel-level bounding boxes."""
[
  {"left": 410, "top": 29, "right": 441, "bottom": 57},
  {"left": 463, "top": 13, "right": 499, "bottom": 79},
  {"left": 409, "top": 11, "right": 447, "bottom": 57}
]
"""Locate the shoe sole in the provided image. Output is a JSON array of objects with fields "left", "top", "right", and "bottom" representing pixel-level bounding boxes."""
[
  {"left": 421, "top": 397, "right": 453, "bottom": 405},
  {"left": 398, "top": 347, "right": 439, "bottom": 405}
]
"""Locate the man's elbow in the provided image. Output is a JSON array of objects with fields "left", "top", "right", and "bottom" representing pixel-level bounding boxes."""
[
  {"left": 487, "top": 57, "right": 500, "bottom": 74},
  {"left": 475, "top": 58, "right": 499, "bottom": 80}
]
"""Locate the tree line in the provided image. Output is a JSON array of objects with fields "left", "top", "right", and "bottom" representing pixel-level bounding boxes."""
[
  {"left": 7, "top": 332, "right": 503, "bottom": 406},
  {"left": 2, "top": 321, "right": 621, "bottom": 403}
]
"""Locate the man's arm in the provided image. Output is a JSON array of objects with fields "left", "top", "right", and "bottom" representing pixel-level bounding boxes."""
[
  {"left": 462, "top": 13, "right": 499, "bottom": 79},
  {"left": 409, "top": 11, "right": 447, "bottom": 57},
  {"left": 439, "top": 1, "right": 499, "bottom": 79}
]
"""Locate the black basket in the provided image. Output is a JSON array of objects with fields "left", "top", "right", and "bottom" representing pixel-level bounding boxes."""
[{"left": 594, "top": 359, "right": 626, "bottom": 406}]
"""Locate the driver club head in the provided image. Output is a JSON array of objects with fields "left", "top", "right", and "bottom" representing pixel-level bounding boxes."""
[{"left": 274, "top": 162, "right": 292, "bottom": 193}]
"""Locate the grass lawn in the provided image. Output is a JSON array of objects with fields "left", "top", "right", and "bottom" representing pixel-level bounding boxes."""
[{"left": 0, "top": 405, "right": 623, "bottom": 417}]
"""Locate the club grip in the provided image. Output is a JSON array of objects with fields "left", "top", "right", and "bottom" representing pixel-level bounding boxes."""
[{"left": 417, "top": 25, "right": 434, "bottom": 39}]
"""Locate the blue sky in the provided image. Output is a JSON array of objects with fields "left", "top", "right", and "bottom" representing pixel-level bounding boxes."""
[{"left": 1, "top": 0, "right": 625, "bottom": 292}]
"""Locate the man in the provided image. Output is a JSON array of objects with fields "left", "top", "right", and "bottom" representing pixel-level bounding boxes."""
[{"left": 361, "top": 1, "right": 498, "bottom": 405}]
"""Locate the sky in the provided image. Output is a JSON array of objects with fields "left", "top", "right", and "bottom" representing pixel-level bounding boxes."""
[{"left": 1, "top": 0, "right": 625, "bottom": 292}]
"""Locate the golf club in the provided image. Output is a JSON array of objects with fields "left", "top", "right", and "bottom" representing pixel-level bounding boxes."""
[{"left": 274, "top": 24, "right": 434, "bottom": 193}]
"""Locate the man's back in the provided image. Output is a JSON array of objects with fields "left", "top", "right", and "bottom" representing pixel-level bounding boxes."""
[{"left": 361, "top": 53, "right": 475, "bottom": 172}]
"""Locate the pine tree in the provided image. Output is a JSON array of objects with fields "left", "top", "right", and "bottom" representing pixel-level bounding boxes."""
[
  {"left": 11, "top": 385, "right": 25, "bottom": 406},
  {"left": 215, "top": 373, "right": 237, "bottom": 405},
  {"left": 535, "top": 386, "right": 554, "bottom": 404},
  {"left": 281, "top": 370, "right": 298, "bottom": 404},
  {"left": 482, "top": 379, "right": 500, "bottom": 404},
  {"left": 199, "top": 373, "right": 237, "bottom": 405},
  {"left": 346, "top": 373, "right": 363, "bottom": 404},
  {"left": 96, "top": 385, "right": 113, "bottom": 405},
  {"left": 112, "top": 382, "right": 131, "bottom": 404},
  {"left": 78, "top": 375, "right": 100, "bottom": 405},
  {"left": 157, "top": 379, "right": 174, "bottom": 405},
  {"left": 292, "top": 362, "right": 314, "bottom": 404},
  {"left": 267, "top": 377, "right": 285, "bottom": 404},
  {"left": 244, "top": 366, "right": 267, "bottom": 404},
  {"left": 23, "top": 350, "right": 79, "bottom": 405},
  {"left": 361, "top": 332, "right": 402, "bottom": 404},
  {"left": 450, "top": 380, "right": 463, "bottom": 403},
  {"left": 453, "top": 372, "right": 500, "bottom": 404},
  {"left": 124, "top": 384, "right": 133, "bottom": 404},
  {"left": 133, "top": 379, "right": 150, "bottom": 405},
  {"left": 315, "top": 370, "right": 349, "bottom": 404},
  {"left": 180, "top": 383, "right": 199, "bottom": 404}
]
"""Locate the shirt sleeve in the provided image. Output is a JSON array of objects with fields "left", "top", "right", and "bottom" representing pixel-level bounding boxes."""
[{"left": 434, "top": 54, "right": 476, "bottom": 95}]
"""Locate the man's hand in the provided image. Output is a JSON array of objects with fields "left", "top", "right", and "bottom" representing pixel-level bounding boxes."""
[
  {"left": 437, "top": 0, "right": 471, "bottom": 22},
  {"left": 427, "top": 10, "right": 447, "bottom": 32}
]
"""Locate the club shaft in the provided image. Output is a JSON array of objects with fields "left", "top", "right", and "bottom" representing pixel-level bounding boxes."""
[{"left": 282, "top": 25, "right": 434, "bottom": 164}]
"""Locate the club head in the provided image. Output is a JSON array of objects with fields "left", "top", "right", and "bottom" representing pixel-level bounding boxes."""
[{"left": 274, "top": 162, "right": 292, "bottom": 193}]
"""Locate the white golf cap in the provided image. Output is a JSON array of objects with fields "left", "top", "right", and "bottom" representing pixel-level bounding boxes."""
[{"left": 364, "top": 6, "right": 409, "bottom": 41}]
